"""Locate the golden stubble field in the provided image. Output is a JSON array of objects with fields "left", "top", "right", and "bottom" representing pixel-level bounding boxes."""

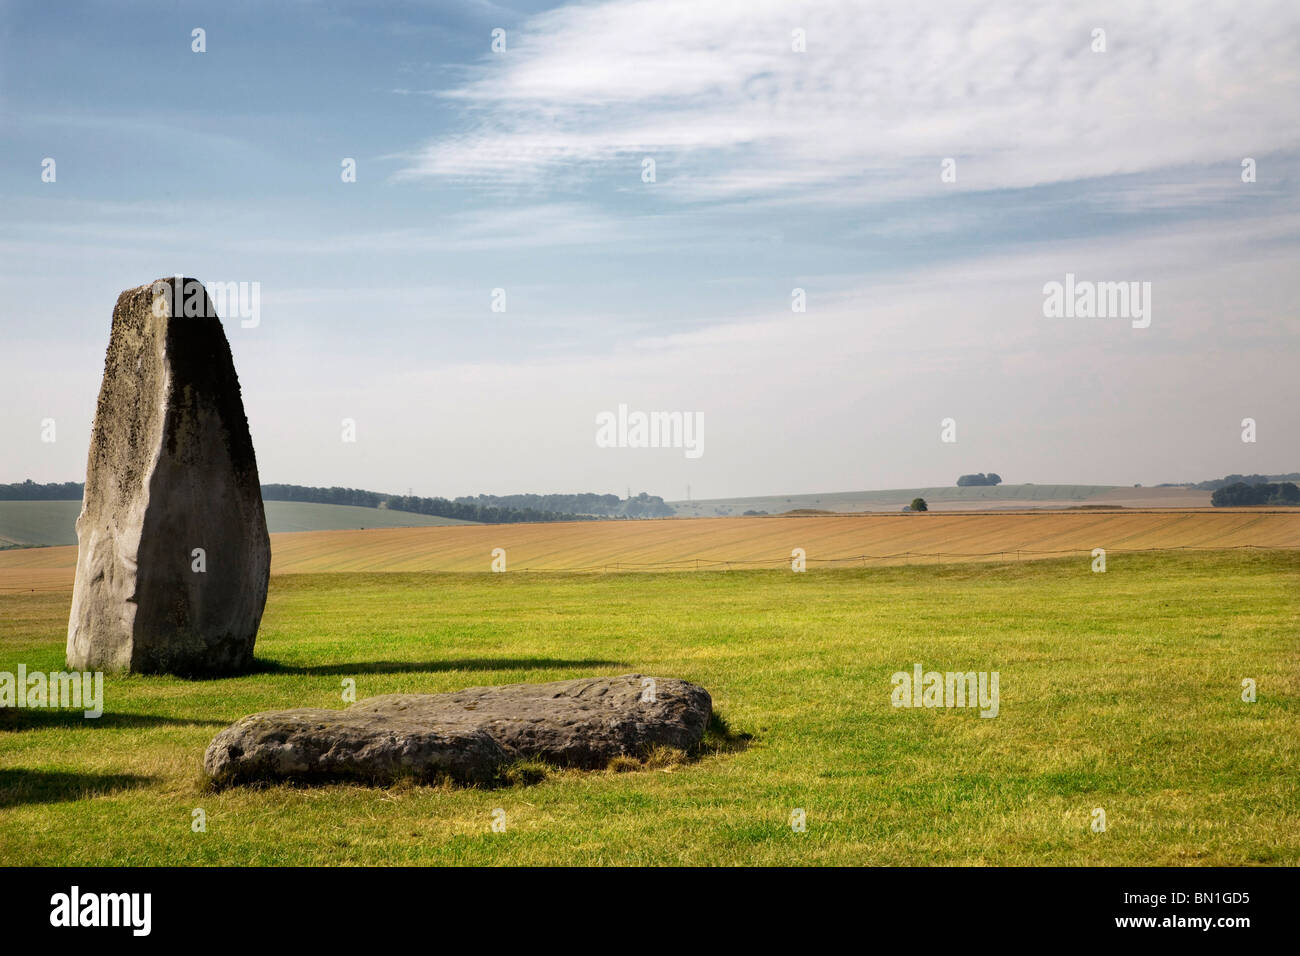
[{"left": 1, "top": 509, "right": 1297, "bottom": 586}]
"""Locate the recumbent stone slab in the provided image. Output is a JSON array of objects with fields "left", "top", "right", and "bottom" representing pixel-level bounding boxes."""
[{"left": 204, "top": 674, "right": 713, "bottom": 787}]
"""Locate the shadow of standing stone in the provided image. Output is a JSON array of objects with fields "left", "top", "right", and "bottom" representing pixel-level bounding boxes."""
[{"left": 66, "top": 278, "right": 270, "bottom": 676}]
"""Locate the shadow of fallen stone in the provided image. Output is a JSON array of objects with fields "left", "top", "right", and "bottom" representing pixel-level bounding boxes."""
[
  {"left": 0, "top": 709, "right": 228, "bottom": 731},
  {"left": 684, "top": 710, "right": 753, "bottom": 763},
  {"left": 245, "top": 657, "right": 627, "bottom": 677},
  {"left": 0, "top": 768, "right": 154, "bottom": 809}
]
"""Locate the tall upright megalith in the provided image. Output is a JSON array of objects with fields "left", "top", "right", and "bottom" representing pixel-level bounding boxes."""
[{"left": 67, "top": 278, "right": 270, "bottom": 676}]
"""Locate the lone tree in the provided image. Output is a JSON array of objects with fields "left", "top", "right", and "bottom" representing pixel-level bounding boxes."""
[{"left": 910, "top": 497, "right": 928, "bottom": 512}]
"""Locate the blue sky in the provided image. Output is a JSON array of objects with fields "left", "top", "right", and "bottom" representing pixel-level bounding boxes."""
[{"left": 2, "top": 0, "right": 1298, "bottom": 500}]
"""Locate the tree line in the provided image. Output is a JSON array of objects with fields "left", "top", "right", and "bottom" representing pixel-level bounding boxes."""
[
  {"left": 262, "top": 485, "right": 594, "bottom": 524},
  {"left": 956, "top": 473, "right": 1002, "bottom": 486},
  {"left": 1210, "top": 482, "right": 1300, "bottom": 507},
  {"left": 455, "top": 492, "right": 675, "bottom": 518},
  {"left": 1170, "top": 473, "right": 1300, "bottom": 492},
  {"left": 0, "top": 480, "right": 606, "bottom": 524},
  {"left": 260, "top": 484, "right": 383, "bottom": 507},
  {"left": 0, "top": 479, "right": 84, "bottom": 500}
]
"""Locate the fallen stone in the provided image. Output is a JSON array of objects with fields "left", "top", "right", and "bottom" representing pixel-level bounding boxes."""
[
  {"left": 66, "top": 278, "right": 270, "bottom": 676},
  {"left": 203, "top": 709, "right": 508, "bottom": 787},
  {"left": 204, "top": 674, "right": 713, "bottom": 787}
]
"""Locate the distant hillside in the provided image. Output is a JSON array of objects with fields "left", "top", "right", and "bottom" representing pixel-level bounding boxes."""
[
  {"left": 669, "top": 484, "right": 1125, "bottom": 517},
  {"left": 0, "top": 481, "right": 599, "bottom": 526},
  {"left": 0, "top": 481, "right": 667, "bottom": 549},
  {"left": 262, "top": 484, "right": 592, "bottom": 524},
  {"left": 1161, "top": 473, "right": 1300, "bottom": 491},
  {"left": 0, "top": 500, "right": 474, "bottom": 550}
]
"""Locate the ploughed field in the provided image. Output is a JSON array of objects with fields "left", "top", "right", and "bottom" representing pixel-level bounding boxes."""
[
  {"left": 1, "top": 510, "right": 1297, "bottom": 589},
  {"left": 0, "top": 549, "right": 1297, "bottom": 865}
]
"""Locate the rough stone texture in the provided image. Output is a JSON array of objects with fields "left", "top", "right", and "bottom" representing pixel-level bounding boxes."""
[
  {"left": 203, "top": 709, "right": 508, "bottom": 787},
  {"left": 205, "top": 674, "right": 713, "bottom": 787},
  {"left": 67, "top": 278, "right": 270, "bottom": 676}
]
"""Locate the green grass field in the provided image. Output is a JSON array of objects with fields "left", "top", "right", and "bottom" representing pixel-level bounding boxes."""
[
  {"left": 0, "top": 500, "right": 474, "bottom": 548},
  {"left": 1, "top": 550, "right": 1296, "bottom": 865}
]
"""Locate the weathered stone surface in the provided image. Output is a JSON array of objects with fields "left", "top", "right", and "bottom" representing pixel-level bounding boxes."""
[
  {"left": 354, "top": 674, "right": 713, "bottom": 766},
  {"left": 204, "top": 674, "right": 713, "bottom": 786},
  {"left": 203, "top": 709, "right": 508, "bottom": 787},
  {"left": 67, "top": 278, "right": 269, "bottom": 676}
]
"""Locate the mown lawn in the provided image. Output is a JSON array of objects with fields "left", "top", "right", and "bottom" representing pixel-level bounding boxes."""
[{"left": 1, "top": 550, "right": 1296, "bottom": 865}]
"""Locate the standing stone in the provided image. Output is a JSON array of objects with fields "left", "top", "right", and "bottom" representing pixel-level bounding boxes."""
[{"left": 67, "top": 278, "right": 269, "bottom": 676}]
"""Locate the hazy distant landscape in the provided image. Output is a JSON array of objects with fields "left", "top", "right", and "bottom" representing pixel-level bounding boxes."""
[
  {"left": 9, "top": 476, "right": 1299, "bottom": 549},
  {"left": 0, "top": 500, "right": 473, "bottom": 549},
  {"left": 667, "top": 483, "right": 1214, "bottom": 516},
  {"left": 0, "top": 481, "right": 1223, "bottom": 549}
]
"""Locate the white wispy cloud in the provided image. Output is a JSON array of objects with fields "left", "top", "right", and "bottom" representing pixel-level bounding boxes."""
[
  {"left": 397, "top": 0, "right": 1300, "bottom": 204},
  {"left": 0, "top": 199, "right": 632, "bottom": 257}
]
